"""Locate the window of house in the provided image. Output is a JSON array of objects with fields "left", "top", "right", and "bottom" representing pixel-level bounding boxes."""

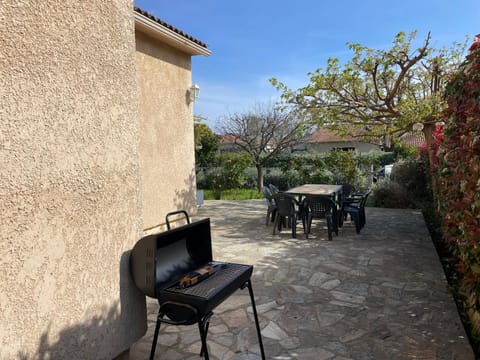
[{"left": 333, "top": 147, "right": 355, "bottom": 151}]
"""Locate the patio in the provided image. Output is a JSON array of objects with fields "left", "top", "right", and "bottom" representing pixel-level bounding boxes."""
[{"left": 130, "top": 200, "right": 474, "bottom": 360}]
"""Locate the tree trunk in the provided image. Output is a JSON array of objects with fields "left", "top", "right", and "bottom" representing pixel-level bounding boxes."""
[
  {"left": 256, "top": 164, "right": 264, "bottom": 191},
  {"left": 422, "top": 123, "right": 438, "bottom": 200},
  {"left": 424, "top": 60, "right": 441, "bottom": 202}
]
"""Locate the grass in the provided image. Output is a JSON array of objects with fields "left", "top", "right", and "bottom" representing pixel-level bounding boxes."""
[{"left": 204, "top": 188, "right": 263, "bottom": 200}]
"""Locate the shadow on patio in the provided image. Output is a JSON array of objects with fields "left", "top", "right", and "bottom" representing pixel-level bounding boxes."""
[{"left": 130, "top": 200, "right": 474, "bottom": 360}]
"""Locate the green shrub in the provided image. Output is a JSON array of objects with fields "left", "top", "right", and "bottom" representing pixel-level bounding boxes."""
[
  {"left": 390, "top": 159, "right": 431, "bottom": 205},
  {"left": 204, "top": 167, "right": 223, "bottom": 199},
  {"left": 201, "top": 152, "right": 252, "bottom": 199},
  {"left": 264, "top": 168, "right": 290, "bottom": 190},
  {"left": 263, "top": 153, "right": 295, "bottom": 168},
  {"left": 218, "top": 152, "right": 251, "bottom": 189},
  {"left": 244, "top": 167, "right": 259, "bottom": 189},
  {"left": 392, "top": 141, "right": 418, "bottom": 160},
  {"left": 370, "top": 180, "right": 415, "bottom": 208},
  {"left": 308, "top": 168, "right": 334, "bottom": 185},
  {"left": 436, "top": 38, "right": 480, "bottom": 341},
  {"left": 357, "top": 150, "right": 395, "bottom": 169},
  {"left": 323, "top": 150, "right": 355, "bottom": 181},
  {"left": 200, "top": 149, "right": 391, "bottom": 194}
]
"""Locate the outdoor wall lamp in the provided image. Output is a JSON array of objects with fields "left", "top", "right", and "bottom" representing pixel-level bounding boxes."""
[{"left": 189, "top": 84, "right": 200, "bottom": 103}]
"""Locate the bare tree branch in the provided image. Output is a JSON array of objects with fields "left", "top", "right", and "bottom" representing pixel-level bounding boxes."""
[{"left": 217, "top": 103, "right": 315, "bottom": 189}]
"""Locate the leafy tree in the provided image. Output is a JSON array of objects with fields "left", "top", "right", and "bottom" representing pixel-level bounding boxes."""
[
  {"left": 204, "top": 152, "right": 251, "bottom": 199},
  {"left": 218, "top": 152, "right": 251, "bottom": 190},
  {"left": 217, "top": 103, "right": 314, "bottom": 190},
  {"left": 194, "top": 121, "right": 219, "bottom": 167},
  {"left": 391, "top": 140, "right": 418, "bottom": 160},
  {"left": 271, "top": 31, "right": 467, "bottom": 191},
  {"left": 323, "top": 150, "right": 358, "bottom": 186}
]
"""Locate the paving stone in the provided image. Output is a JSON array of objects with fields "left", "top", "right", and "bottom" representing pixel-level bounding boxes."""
[
  {"left": 262, "top": 309, "right": 283, "bottom": 321},
  {"left": 156, "top": 332, "right": 178, "bottom": 347},
  {"left": 221, "top": 308, "right": 251, "bottom": 332},
  {"left": 208, "top": 341, "right": 233, "bottom": 359},
  {"left": 368, "top": 257, "right": 384, "bottom": 266},
  {"left": 210, "top": 324, "right": 230, "bottom": 334},
  {"left": 228, "top": 354, "right": 261, "bottom": 360},
  {"left": 177, "top": 329, "right": 200, "bottom": 346},
  {"left": 261, "top": 321, "right": 289, "bottom": 340},
  {"left": 339, "top": 329, "right": 368, "bottom": 343},
  {"left": 279, "top": 336, "right": 300, "bottom": 350},
  {"left": 335, "top": 281, "right": 369, "bottom": 296},
  {"left": 289, "top": 284, "right": 313, "bottom": 294},
  {"left": 320, "top": 279, "right": 341, "bottom": 290},
  {"left": 322, "top": 263, "right": 353, "bottom": 273},
  {"left": 404, "top": 281, "right": 429, "bottom": 291},
  {"left": 214, "top": 334, "right": 234, "bottom": 348},
  {"left": 288, "top": 347, "right": 335, "bottom": 360},
  {"left": 248, "top": 300, "right": 280, "bottom": 314},
  {"left": 308, "top": 272, "right": 334, "bottom": 286},
  {"left": 347, "top": 269, "right": 367, "bottom": 277},
  {"left": 316, "top": 311, "right": 345, "bottom": 327},
  {"left": 330, "top": 290, "right": 366, "bottom": 304},
  {"left": 216, "top": 295, "right": 251, "bottom": 313},
  {"left": 323, "top": 341, "right": 350, "bottom": 357},
  {"left": 152, "top": 348, "right": 184, "bottom": 360}
]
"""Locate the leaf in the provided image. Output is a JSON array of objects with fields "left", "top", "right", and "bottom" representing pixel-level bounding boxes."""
[{"left": 472, "top": 264, "right": 480, "bottom": 275}]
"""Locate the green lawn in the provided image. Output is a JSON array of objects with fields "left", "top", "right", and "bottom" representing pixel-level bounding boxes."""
[{"left": 204, "top": 188, "right": 263, "bottom": 200}]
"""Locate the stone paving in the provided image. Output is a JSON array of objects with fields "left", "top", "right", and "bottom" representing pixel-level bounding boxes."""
[{"left": 130, "top": 200, "right": 475, "bottom": 360}]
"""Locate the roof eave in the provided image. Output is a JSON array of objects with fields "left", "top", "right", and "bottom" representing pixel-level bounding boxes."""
[{"left": 134, "top": 12, "right": 211, "bottom": 57}]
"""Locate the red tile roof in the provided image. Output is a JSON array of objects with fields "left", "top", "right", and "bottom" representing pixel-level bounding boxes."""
[
  {"left": 221, "top": 128, "right": 424, "bottom": 149},
  {"left": 220, "top": 134, "right": 237, "bottom": 144},
  {"left": 308, "top": 128, "right": 357, "bottom": 143},
  {"left": 134, "top": 7, "right": 208, "bottom": 49}
]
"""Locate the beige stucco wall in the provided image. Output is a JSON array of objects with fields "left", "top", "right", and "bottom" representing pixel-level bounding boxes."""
[
  {"left": 135, "top": 31, "right": 197, "bottom": 232},
  {"left": 0, "top": 2, "right": 146, "bottom": 359}
]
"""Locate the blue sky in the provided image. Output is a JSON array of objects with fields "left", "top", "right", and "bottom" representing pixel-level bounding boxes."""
[{"left": 134, "top": 1, "right": 479, "bottom": 129}]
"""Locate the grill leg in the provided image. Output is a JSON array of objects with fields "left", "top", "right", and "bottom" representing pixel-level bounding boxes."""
[
  {"left": 198, "top": 314, "right": 211, "bottom": 360},
  {"left": 246, "top": 280, "right": 266, "bottom": 360},
  {"left": 149, "top": 311, "right": 164, "bottom": 360}
]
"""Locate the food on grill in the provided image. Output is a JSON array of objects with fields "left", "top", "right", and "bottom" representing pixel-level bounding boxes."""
[{"left": 178, "top": 264, "right": 217, "bottom": 288}]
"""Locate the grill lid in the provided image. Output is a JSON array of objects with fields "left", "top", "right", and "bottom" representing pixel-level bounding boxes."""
[{"left": 130, "top": 218, "right": 213, "bottom": 298}]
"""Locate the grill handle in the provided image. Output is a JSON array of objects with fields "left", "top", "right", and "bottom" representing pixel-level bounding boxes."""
[{"left": 165, "top": 210, "right": 190, "bottom": 230}]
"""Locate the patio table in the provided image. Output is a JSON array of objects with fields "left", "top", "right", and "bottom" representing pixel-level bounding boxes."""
[
  {"left": 284, "top": 184, "right": 343, "bottom": 205},
  {"left": 285, "top": 184, "right": 344, "bottom": 234}
]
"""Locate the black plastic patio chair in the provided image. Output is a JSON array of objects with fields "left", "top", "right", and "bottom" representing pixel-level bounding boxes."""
[
  {"left": 272, "top": 193, "right": 305, "bottom": 238},
  {"left": 342, "top": 189, "right": 371, "bottom": 233},
  {"left": 268, "top": 183, "right": 280, "bottom": 194},
  {"left": 303, "top": 195, "right": 339, "bottom": 241},
  {"left": 341, "top": 183, "right": 357, "bottom": 198},
  {"left": 262, "top": 186, "right": 277, "bottom": 225}
]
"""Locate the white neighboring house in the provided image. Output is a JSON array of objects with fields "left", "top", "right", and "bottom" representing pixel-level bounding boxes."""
[{"left": 295, "top": 128, "right": 380, "bottom": 153}]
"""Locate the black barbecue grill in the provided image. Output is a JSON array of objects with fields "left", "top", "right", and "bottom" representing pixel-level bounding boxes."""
[{"left": 130, "top": 211, "right": 266, "bottom": 360}]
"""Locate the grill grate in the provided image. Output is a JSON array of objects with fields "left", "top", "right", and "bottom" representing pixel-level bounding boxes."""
[{"left": 165, "top": 263, "right": 249, "bottom": 298}]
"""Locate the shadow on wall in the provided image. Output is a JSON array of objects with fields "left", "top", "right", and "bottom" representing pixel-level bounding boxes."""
[
  {"left": 173, "top": 168, "right": 197, "bottom": 214},
  {"left": 17, "top": 251, "right": 146, "bottom": 360}
]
